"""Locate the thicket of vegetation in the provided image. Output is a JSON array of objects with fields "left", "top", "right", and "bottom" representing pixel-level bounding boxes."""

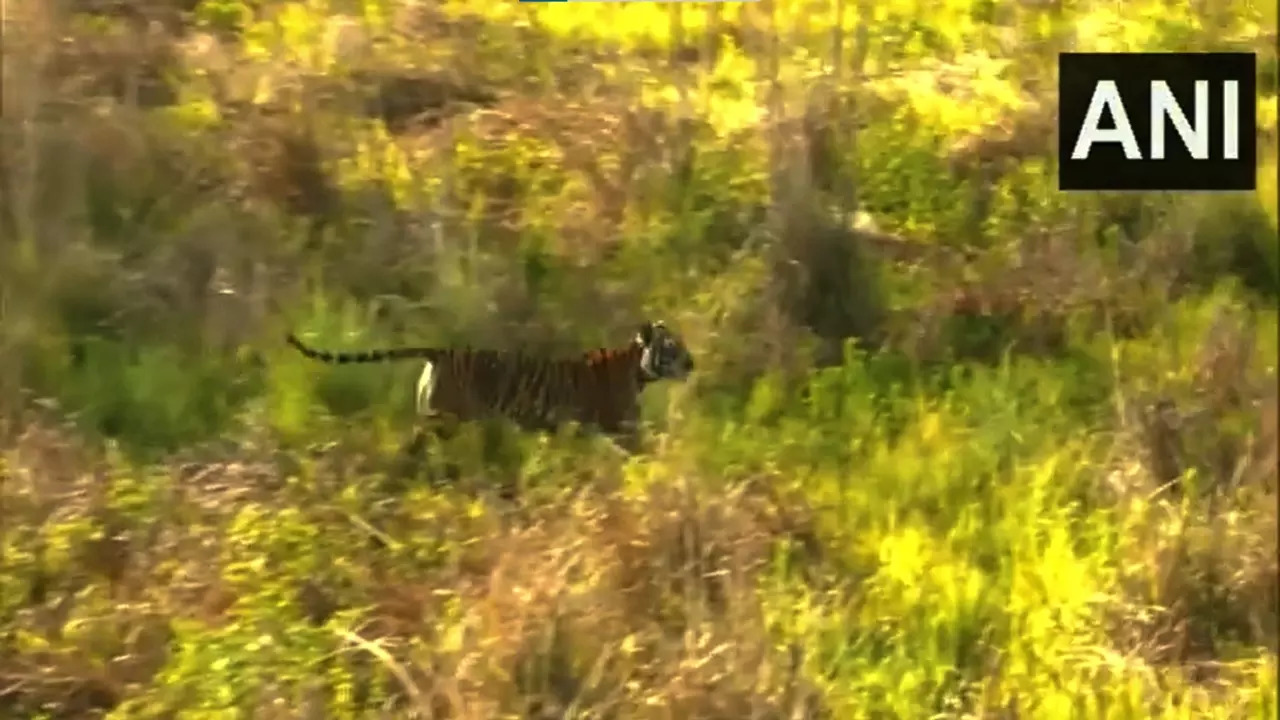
[{"left": 1, "top": 0, "right": 1276, "bottom": 717}]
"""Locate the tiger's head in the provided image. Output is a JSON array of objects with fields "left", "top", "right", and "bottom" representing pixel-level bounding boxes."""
[{"left": 635, "top": 320, "right": 694, "bottom": 383}]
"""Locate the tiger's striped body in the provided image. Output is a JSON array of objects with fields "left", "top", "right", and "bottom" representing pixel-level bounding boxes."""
[{"left": 284, "top": 321, "right": 694, "bottom": 446}]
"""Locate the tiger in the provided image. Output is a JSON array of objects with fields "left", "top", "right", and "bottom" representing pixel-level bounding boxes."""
[{"left": 284, "top": 320, "right": 695, "bottom": 451}]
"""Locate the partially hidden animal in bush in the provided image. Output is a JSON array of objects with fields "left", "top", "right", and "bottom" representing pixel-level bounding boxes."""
[{"left": 284, "top": 321, "right": 695, "bottom": 452}]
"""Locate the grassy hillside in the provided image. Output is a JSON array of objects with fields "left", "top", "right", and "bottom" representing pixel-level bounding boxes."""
[{"left": 1, "top": 0, "right": 1276, "bottom": 718}]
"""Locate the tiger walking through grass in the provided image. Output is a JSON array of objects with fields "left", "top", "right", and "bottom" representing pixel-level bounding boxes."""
[{"left": 284, "top": 320, "right": 695, "bottom": 456}]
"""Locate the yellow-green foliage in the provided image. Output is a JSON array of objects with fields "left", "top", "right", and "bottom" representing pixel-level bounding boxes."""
[{"left": 0, "top": 0, "right": 1275, "bottom": 718}]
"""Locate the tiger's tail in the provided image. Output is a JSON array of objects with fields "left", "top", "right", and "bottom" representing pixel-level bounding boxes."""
[{"left": 285, "top": 333, "right": 440, "bottom": 364}]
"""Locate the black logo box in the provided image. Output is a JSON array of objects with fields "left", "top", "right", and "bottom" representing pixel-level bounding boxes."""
[{"left": 1058, "top": 52, "right": 1257, "bottom": 191}]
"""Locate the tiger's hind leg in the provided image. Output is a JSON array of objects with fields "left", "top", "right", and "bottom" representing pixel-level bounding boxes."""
[
  {"left": 477, "top": 418, "right": 525, "bottom": 502},
  {"left": 607, "top": 421, "right": 645, "bottom": 456},
  {"left": 392, "top": 413, "right": 462, "bottom": 487},
  {"left": 431, "top": 416, "right": 467, "bottom": 486},
  {"left": 415, "top": 360, "right": 438, "bottom": 417},
  {"left": 401, "top": 361, "right": 469, "bottom": 485}
]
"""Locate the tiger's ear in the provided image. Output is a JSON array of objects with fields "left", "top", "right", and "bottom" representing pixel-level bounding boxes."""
[{"left": 636, "top": 322, "right": 656, "bottom": 345}]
